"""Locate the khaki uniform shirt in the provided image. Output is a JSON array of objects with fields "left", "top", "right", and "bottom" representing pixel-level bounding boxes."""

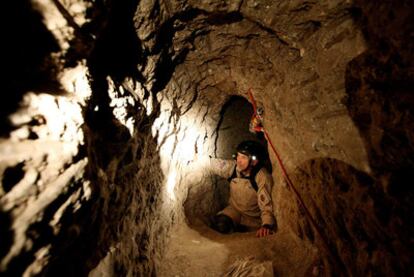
[{"left": 209, "top": 158, "right": 275, "bottom": 226}]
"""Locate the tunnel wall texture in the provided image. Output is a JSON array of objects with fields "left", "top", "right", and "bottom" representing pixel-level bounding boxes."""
[
  {"left": 1, "top": 0, "right": 413, "bottom": 276},
  {"left": 1, "top": 0, "right": 172, "bottom": 276}
]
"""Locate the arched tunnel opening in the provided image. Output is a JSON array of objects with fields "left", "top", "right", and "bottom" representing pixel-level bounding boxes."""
[
  {"left": 215, "top": 95, "right": 271, "bottom": 172},
  {"left": 1, "top": 1, "right": 414, "bottom": 276},
  {"left": 184, "top": 95, "right": 271, "bottom": 227}
]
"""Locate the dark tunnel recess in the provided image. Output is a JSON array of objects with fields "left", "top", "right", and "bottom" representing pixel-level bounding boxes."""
[{"left": 184, "top": 95, "right": 271, "bottom": 225}]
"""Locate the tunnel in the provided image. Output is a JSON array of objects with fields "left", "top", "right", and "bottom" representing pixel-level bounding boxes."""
[{"left": 1, "top": 0, "right": 413, "bottom": 276}]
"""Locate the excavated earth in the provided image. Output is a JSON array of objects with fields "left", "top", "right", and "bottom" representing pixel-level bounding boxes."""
[{"left": 158, "top": 221, "right": 318, "bottom": 277}]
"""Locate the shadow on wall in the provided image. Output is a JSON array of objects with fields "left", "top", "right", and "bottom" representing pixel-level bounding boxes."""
[
  {"left": 1, "top": 0, "right": 61, "bottom": 136},
  {"left": 1, "top": 0, "right": 165, "bottom": 276},
  {"left": 342, "top": 0, "right": 413, "bottom": 275},
  {"left": 285, "top": 157, "right": 409, "bottom": 276},
  {"left": 0, "top": 212, "right": 12, "bottom": 262},
  {"left": 0, "top": 1, "right": 91, "bottom": 275},
  {"left": 60, "top": 0, "right": 164, "bottom": 276},
  {"left": 285, "top": 2, "right": 414, "bottom": 275},
  {"left": 86, "top": 0, "right": 144, "bottom": 85}
]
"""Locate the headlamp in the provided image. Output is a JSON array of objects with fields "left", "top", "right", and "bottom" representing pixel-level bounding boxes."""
[{"left": 233, "top": 153, "right": 257, "bottom": 161}]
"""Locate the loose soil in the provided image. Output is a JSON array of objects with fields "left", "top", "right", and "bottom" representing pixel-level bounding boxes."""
[{"left": 159, "top": 220, "right": 319, "bottom": 277}]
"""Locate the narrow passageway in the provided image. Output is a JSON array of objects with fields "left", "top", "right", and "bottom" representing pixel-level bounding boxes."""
[
  {"left": 1, "top": 1, "right": 413, "bottom": 276},
  {"left": 167, "top": 96, "right": 305, "bottom": 276}
]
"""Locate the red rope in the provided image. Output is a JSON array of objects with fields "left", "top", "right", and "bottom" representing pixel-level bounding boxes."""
[
  {"left": 247, "top": 88, "right": 257, "bottom": 112},
  {"left": 246, "top": 88, "right": 340, "bottom": 268}
]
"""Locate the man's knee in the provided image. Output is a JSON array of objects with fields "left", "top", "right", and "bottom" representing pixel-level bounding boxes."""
[{"left": 211, "top": 214, "right": 235, "bottom": 234}]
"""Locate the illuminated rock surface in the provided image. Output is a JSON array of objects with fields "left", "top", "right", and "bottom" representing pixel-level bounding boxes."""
[{"left": 1, "top": 0, "right": 413, "bottom": 276}]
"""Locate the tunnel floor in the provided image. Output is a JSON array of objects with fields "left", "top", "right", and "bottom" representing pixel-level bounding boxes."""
[{"left": 159, "top": 221, "right": 318, "bottom": 276}]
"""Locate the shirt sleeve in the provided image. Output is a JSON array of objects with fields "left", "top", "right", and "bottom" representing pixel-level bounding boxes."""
[
  {"left": 208, "top": 158, "right": 235, "bottom": 179},
  {"left": 255, "top": 168, "right": 275, "bottom": 226}
]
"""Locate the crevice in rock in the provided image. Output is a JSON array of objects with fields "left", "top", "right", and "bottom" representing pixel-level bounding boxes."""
[
  {"left": 2, "top": 162, "right": 25, "bottom": 193},
  {"left": 2, "top": 1, "right": 61, "bottom": 136}
]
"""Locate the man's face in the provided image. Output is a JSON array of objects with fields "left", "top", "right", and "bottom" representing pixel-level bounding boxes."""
[{"left": 236, "top": 152, "right": 250, "bottom": 172}]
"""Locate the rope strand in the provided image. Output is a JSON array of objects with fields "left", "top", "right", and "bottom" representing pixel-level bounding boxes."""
[{"left": 246, "top": 88, "right": 344, "bottom": 272}]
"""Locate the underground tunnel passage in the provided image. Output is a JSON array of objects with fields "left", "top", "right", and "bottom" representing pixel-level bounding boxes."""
[
  {"left": 1, "top": 0, "right": 414, "bottom": 276},
  {"left": 183, "top": 95, "right": 271, "bottom": 227}
]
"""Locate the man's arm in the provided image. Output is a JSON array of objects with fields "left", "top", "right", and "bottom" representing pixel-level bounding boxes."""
[
  {"left": 208, "top": 158, "right": 235, "bottom": 179},
  {"left": 255, "top": 169, "right": 275, "bottom": 237}
]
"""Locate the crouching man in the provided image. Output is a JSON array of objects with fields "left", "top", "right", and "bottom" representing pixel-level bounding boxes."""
[{"left": 209, "top": 140, "right": 275, "bottom": 238}]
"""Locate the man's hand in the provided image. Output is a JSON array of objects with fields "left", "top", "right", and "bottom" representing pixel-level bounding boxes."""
[{"left": 256, "top": 225, "right": 273, "bottom": 237}]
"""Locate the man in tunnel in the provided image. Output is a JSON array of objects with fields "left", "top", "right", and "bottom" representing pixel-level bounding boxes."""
[{"left": 209, "top": 140, "right": 275, "bottom": 238}]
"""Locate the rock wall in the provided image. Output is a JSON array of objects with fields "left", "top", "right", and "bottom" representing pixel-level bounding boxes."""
[
  {"left": 276, "top": 1, "right": 414, "bottom": 275},
  {"left": 133, "top": 0, "right": 413, "bottom": 275},
  {"left": 1, "top": 0, "right": 173, "bottom": 276},
  {"left": 1, "top": 1, "right": 93, "bottom": 276}
]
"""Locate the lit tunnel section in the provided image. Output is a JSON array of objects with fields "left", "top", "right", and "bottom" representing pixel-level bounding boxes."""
[{"left": 183, "top": 95, "right": 271, "bottom": 224}]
